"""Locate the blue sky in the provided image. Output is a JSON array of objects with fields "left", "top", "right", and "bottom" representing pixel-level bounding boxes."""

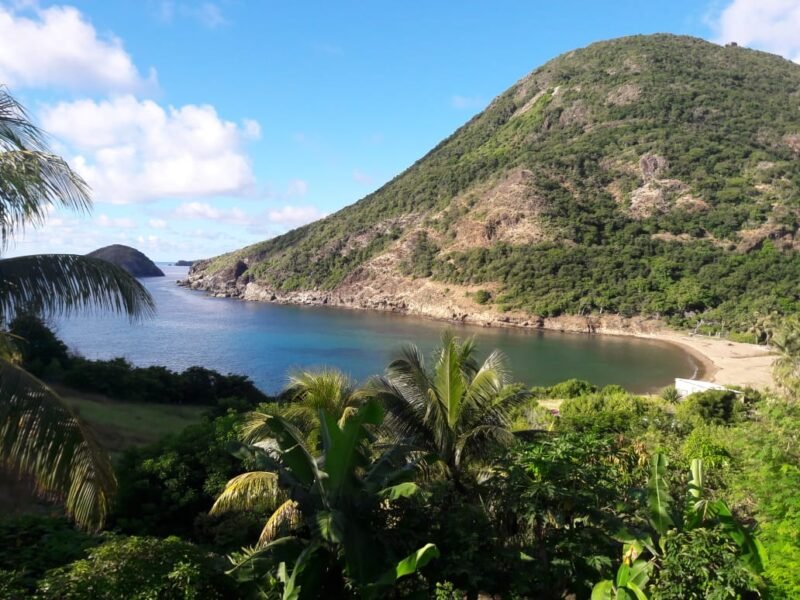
[{"left": 3, "top": 0, "right": 798, "bottom": 260}]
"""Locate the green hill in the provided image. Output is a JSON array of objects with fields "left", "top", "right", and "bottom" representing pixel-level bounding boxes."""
[
  {"left": 87, "top": 244, "right": 164, "bottom": 278},
  {"left": 185, "top": 34, "right": 800, "bottom": 334}
]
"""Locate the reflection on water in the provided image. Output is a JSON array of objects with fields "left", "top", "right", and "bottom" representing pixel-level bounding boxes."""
[{"left": 54, "top": 266, "right": 700, "bottom": 394}]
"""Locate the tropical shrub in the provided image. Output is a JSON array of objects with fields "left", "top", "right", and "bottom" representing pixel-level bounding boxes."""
[
  {"left": 548, "top": 378, "right": 597, "bottom": 399},
  {"left": 660, "top": 385, "right": 680, "bottom": 404},
  {"left": 113, "top": 410, "right": 262, "bottom": 545},
  {"left": 473, "top": 289, "right": 492, "bottom": 304},
  {"left": 62, "top": 358, "right": 266, "bottom": 406},
  {"left": 681, "top": 425, "right": 731, "bottom": 468},
  {"left": 676, "top": 389, "right": 743, "bottom": 426},
  {"left": 491, "top": 433, "right": 649, "bottom": 597},
  {"left": 593, "top": 454, "right": 766, "bottom": 599},
  {"left": 36, "top": 536, "right": 235, "bottom": 599},
  {"left": 8, "top": 314, "right": 71, "bottom": 378},
  {"left": 722, "top": 401, "right": 800, "bottom": 597},
  {"left": 650, "top": 528, "right": 756, "bottom": 599},
  {"left": 384, "top": 482, "right": 511, "bottom": 595},
  {"left": 0, "top": 516, "right": 101, "bottom": 595},
  {"left": 558, "top": 391, "right": 654, "bottom": 433}
]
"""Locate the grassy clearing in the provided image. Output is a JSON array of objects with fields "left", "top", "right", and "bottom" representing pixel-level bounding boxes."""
[{"left": 55, "top": 386, "right": 206, "bottom": 455}]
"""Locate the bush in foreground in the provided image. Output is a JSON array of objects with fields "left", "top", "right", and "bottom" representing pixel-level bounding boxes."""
[{"left": 36, "top": 536, "right": 235, "bottom": 599}]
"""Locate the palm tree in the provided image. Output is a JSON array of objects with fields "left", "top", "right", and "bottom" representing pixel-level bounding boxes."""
[
  {"left": 274, "top": 369, "right": 363, "bottom": 440},
  {"left": 0, "top": 87, "right": 154, "bottom": 530},
  {"left": 211, "top": 401, "right": 437, "bottom": 598},
  {"left": 240, "top": 369, "right": 363, "bottom": 454},
  {"left": 364, "top": 331, "right": 530, "bottom": 487}
]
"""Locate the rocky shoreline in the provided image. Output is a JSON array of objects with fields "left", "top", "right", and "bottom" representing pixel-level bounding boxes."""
[
  {"left": 178, "top": 268, "right": 777, "bottom": 390},
  {"left": 178, "top": 272, "right": 665, "bottom": 337}
]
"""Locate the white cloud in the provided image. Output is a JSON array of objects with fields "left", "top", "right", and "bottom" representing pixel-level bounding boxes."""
[
  {"left": 41, "top": 96, "right": 259, "bottom": 203},
  {"left": 157, "top": 1, "right": 227, "bottom": 28},
  {"left": 0, "top": 3, "right": 154, "bottom": 92},
  {"left": 242, "top": 118, "right": 262, "bottom": 140},
  {"left": 96, "top": 214, "right": 136, "bottom": 228},
  {"left": 267, "top": 205, "right": 325, "bottom": 226},
  {"left": 174, "top": 202, "right": 253, "bottom": 225},
  {"left": 172, "top": 201, "right": 324, "bottom": 228},
  {"left": 451, "top": 95, "right": 485, "bottom": 110},
  {"left": 352, "top": 169, "right": 373, "bottom": 185},
  {"left": 711, "top": 0, "right": 800, "bottom": 63},
  {"left": 149, "top": 218, "right": 168, "bottom": 229},
  {"left": 286, "top": 179, "right": 308, "bottom": 197}
]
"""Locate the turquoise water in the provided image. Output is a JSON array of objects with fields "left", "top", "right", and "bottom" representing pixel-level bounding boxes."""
[{"left": 54, "top": 266, "right": 700, "bottom": 394}]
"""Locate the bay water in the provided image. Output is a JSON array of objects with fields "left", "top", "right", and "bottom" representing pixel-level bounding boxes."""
[{"left": 54, "top": 266, "right": 700, "bottom": 394}]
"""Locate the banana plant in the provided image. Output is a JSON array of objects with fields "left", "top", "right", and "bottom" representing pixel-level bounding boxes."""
[
  {"left": 592, "top": 453, "right": 767, "bottom": 598},
  {"left": 213, "top": 399, "right": 438, "bottom": 599}
]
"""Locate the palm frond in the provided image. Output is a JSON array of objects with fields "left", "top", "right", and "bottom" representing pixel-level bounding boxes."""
[
  {"left": 433, "top": 334, "right": 466, "bottom": 430},
  {"left": 477, "top": 349, "right": 510, "bottom": 386},
  {"left": 0, "top": 359, "right": 115, "bottom": 530},
  {"left": 0, "top": 88, "right": 47, "bottom": 151},
  {"left": 210, "top": 471, "right": 284, "bottom": 515},
  {"left": 284, "top": 369, "right": 361, "bottom": 432},
  {"left": 454, "top": 425, "right": 517, "bottom": 470},
  {"left": 363, "top": 375, "right": 435, "bottom": 451},
  {"left": 258, "top": 499, "right": 302, "bottom": 546},
  {"left": 0, "top": 151, "right": 91, "bottom": 247},
  {"left": 0, "top": 88, "right": 91, "bottom": 247},
  {"left": 385, "top": 344, "right": 430, "bottom": 396},
  {"left": 275, "top": 404, "right": 318, "bottom": 434},
  {"left": 287, "top": 370, "right": 354, "bottom": 410},
  {"left": 0, "top": 254, "right": 154, "bottom": 322},
  {"left": 455, "top": 334, "right": 480, "bottom": 378}
]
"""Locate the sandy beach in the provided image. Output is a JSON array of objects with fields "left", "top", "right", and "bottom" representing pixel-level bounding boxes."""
[{"left": 640, "top": 330, "right": 776, "bottom": 390}]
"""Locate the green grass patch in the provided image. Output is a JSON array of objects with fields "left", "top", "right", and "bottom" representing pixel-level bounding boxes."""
[{"left": 57, "top": 387, "right": 206, "bottom": 455}]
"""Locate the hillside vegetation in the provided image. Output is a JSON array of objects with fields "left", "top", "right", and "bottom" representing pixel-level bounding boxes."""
[{"left": 188, "top": 34, "right": 800, "bottom": 333}]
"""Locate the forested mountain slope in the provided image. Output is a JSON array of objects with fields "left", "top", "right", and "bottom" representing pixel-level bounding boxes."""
[{"left": 185, "top": 34, "right": 800, "bottom": 334}]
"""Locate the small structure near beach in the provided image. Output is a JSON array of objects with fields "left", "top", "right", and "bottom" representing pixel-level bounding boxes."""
[{"left": 674, "top": 378, "right": 742, "bottom": 400}]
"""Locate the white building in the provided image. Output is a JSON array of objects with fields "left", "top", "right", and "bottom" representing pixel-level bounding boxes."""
[{"left": 674, "top": 378, "right": 742, "bottom": 399}]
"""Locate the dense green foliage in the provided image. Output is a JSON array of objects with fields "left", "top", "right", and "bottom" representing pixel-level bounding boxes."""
[
  {"left": 195, "top": 35, "right": 800, "bottom": 333},
  {"left": 36, "top": 536, "right": 234, "bottom": 599},
  {"left": 674, "top": 388, "right": 745, "bottom": 426},
  {"left": 62, "top": 359, "right": 265, "bottom": 407},
  {"left": 0, "top": 516, "right": 101, "bottom": 595},
  {"left": 2, "top": 328, "right": 799, "bottom": 598},
  {"left": 113, "top": 410, "right": 262, "bottom": 545},
  {"left": 216, "top": 401, "right": 439, "bottom": 598}
]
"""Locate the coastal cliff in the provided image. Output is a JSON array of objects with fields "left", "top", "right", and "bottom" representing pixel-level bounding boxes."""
[{"left": 180, "top": 262, "right": 663, "bottom": 336}]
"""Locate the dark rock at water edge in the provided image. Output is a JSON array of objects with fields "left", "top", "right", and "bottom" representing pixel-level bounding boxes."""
[
  {"left": 87, "top": 244, "right": 165, "bottom": 277},
  {"left": 175, "top": 260, "right": 194, "bottom": 267}
]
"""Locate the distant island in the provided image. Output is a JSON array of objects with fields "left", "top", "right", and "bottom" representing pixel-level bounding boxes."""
[
  {"left": 175, "top": 260, "right": 194, "bottom": 267},
  {"left": 87, "top": 244, "right": 165, "bottom": 277}
]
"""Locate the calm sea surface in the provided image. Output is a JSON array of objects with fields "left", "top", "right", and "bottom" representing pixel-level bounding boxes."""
[{"left": 54, "top": 265, "right": 700, "bottom": 394}]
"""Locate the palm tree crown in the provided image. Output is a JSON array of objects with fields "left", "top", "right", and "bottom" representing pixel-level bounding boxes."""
[
  {"left": 365, "top": 331, "right": 530, "bottom": 485},
  {"left": 241, "top": 369, "right": 363, "bottom": 452}
]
